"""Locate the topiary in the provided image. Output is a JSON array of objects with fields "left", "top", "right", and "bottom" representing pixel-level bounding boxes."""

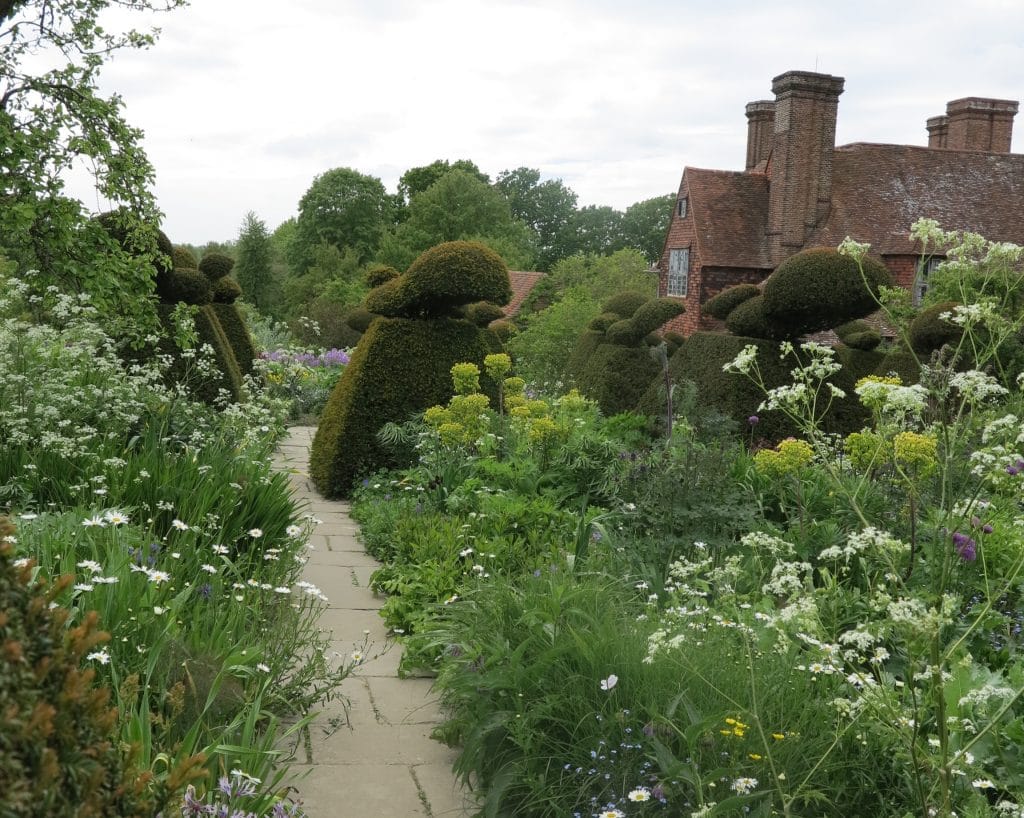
[
  {"left": 154, "top": 304, "right": 243, "bottom": 405},
  {"left": 364, "top": 263, "right": 400, "bottom": 288},
  {"left": 210, "top": 303, "right": 257, "bottom": 379},
  {"left": 489, "top": 319, "right": 516, "bottom": 344},
  {"left": 600, "top": 291, "right": 651, "bottom": 320},
  {"left": 702, "top": 283, "right": 761, "bottom": 320},
  {"left": 363, "top": 241, "right": 511, "bottom": 318},
  {"left": 835, "top": 319, "right": 882, "bottom": 351},
  {"left": 664, "top": 331, "right": 686, "bottom": 356},
  {"left": 156, "top": 268, "right": 212, "bottom": 306},
  {"left": 346, "top": 307, "right": 379, "bottom": 334},
  {"left": 605, "top": 298, "right": 684, "bottom": 346},
  {"left": 211, "top": 276, "right": 242, "bottom": 304},
  {"left": 575, "top": 343, "right": 662, "bottom": 416},
  {"left": 909, "top": 301, "right": 963, "bottom": 354},
  {"left": 0, "top": 516, "right": 201, "bottom": 816},
  {"left": 310, "top": 317, "right": 497, "bottom": 497},
  {"left": 172, "top": 246, "right": 198, "bottom": 269},
  {"left": 464, "top": 301, "right": 506, "bottom": 327},
  {"left": 588, "top": 312, "right": 620, "bottom": 332},
  {"left": 724, "top": 295, "right": 794, "bottom": 340},
  {"left": 761, "top": 247, "right": 891, "bottom": 336},
  {"left": 198, "top": 252, "right": 234, "bottom": 281}
]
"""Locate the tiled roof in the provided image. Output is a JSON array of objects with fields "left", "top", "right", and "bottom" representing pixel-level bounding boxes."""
[
  {"left": 810, "top": 143, "right": 1024, "bottom": 253},
  {"left": 685, "top": 144, "right": 1024, "bottom": 266},
  {"left": 504, "top": 270, "right": 545, "bottom": 317},
  {"left": 686, "top": 168, "right": 771, "bottom": 268}
]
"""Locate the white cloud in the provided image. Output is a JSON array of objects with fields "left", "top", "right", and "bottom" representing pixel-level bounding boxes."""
[{"left": 66, "top": 0, "right": 1024, "bottom": 243}]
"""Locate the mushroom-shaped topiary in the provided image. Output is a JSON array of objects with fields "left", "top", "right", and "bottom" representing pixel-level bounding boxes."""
[
  {"left": 761, "top": 247, "right": 891, "bottom": 336},
  {"left": 600, "top": 291, "right": 652, "bottom": 320},
  {"left": 588, "top": 312, "right": 620, "bottom": 332},
  {"left": 702, "top": 283, "right": 761, "bottom": 320},
  {"left": 909, "top": 301, "right": 963, "bottom": 354},
  {"left": 158, "top": 268, "right": 212, "bottom": 305},
  {"left": 364, "top": 241, "right": 511, "bottom": 318},
  {"left": 605, "top": 298, "right": 684, "bottom": 347},
  {"left": 346, "top": 307, "right": 379, "bottom": 334},
  {"left": 365, "top": 263, "right": 400, "bottom": 288},
  {"left": 464, "top": 301, "right": 506, "bottom": 327},
  {"left": 212, "top": 276, "right": 242, "bottom": 304},
  {"left": 836, "top": 319, "right": 882, "bottom": 351},
  {"left": 724, "top": 295, "right": 793, "bottom": 340},
  {"left": 172, "top": 246, "right": 198, "bottom": 269},
  {"left": 198, "top": 252, "right": 234, "bottom": 281}
]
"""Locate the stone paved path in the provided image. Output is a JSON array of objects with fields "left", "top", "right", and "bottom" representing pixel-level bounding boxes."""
[{"left": 272, "top": 426, "right": 472, "bottom": 817}]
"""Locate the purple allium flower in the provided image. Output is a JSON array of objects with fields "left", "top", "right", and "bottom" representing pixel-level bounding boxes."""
[
  {"left": 983, "top": 524, "right": 994, "bottom": 534},
  {"left": 748, "top": 415, "right": 759, "bottom": 426},
  {"left": 953, "top": 531, "right": 977, "bottom": 562},
  {"left": 1007, "top": 465, "right": 1020, "bottom": 476}
]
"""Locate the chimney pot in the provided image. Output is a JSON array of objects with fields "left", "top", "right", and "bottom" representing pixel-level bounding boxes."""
[
  {"left": 745, "top": 100, "right": 775, "bottom": 171},
  {"left": 944, "top": 97, "right": 1018, "bottom": 152}
]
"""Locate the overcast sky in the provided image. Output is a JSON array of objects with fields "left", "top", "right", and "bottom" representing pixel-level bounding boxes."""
[{"left": 83, "top": 0, "right": 1024, "bottom": 245}]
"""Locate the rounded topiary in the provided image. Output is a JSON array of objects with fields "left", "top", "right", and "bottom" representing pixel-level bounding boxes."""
[
  {"left": 157, "top": 269, "right": 212, "bottom": 306},
  {"left": 198, "top": 252, "right": 234, "bottom": 281},
  {"left": 576, "top": 344, "right": 661, "bottom": 416},
  {"left": 310, "top": 317, "right": 498, "bottom": 498},
  {"left": 465, "top": 301, "right": 506, "bottom": 327},
  {"left": 211, "top": 276, "right": 242, "bottom": 304},
  {"left": 172, "top": 246, "right": 198, "bottom": 269},
  {"left": 909, "top": 301, "right": 963, "bottom": 354},
  {"left": 588, "top": 312, "right": 620, "bottom": 332},
  {"left": 605, "top": 298, "right": 684, "bottom": 346},
  {"left": 724, "top": 295, "right": 794, "bottom": 340},
  {"left": 0, "top": 518, "right": 175, "bottom": 816},
  {"left": 365, "top": 263, "right": 400, "bottom": 288},
  {"left": 702, "top": 284, "right": 761, "bottom": 320},
  {"left": 154, "top": 303, "right": 243, "bottom": 404},
  {"left": 761, "top": 247, "right": 891, "bottom": 336},
  {"left": 364, "top": 241, "right": 511, "bottom": 318},
  {"left": 600, "top": 291, "right": 652, "bottom": 320},
  {"left": 489, "top": 319, "right": 515, "bottom": 343},
  {"left": 835, "top": 320, "right": 882, "bottom": 351},
  {"left": 346, "top": 307, "right": 379, "bottom": 334}
]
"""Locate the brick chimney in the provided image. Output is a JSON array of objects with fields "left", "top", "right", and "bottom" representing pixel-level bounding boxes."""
[
  {"left": 944, "top": 97, "right": 1018, "bottom": 152},
  {"left": 926, "top": 115, "right": 949, "bottom": 148},
  {"left": 745, "top": 100, "right": 775, "bottom": 171},
  {"left": 767, "top": 70, "right": 845, "bottom": 253}
]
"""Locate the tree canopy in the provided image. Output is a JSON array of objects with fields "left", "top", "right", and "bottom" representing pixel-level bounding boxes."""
[
  {"left": 0, "top": 0, "right": 187, "bottom": 337},
  {"left": 495, "top": 167, "right": 578, "bottom": 271}
]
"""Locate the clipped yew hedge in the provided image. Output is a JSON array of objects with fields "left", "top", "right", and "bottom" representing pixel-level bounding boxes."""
[{"left": 310, "top": 317, "right": 497, "bottom": 498}]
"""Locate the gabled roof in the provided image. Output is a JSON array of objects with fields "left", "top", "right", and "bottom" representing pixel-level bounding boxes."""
[
  {"left": 685, "top": 168, "right": 771, "bottom": 268},
  {"left": 504, "top": 270, "right": 545, "bottom": 317},
  {"left": 809, "top": 143, "right": 1024, "bottom": 254},
  {"left": 684, "top": 144, "right": 1024, "bottom": 267}
]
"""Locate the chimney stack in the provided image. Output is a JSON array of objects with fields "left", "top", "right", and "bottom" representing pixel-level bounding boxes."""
[
  {"left": 745, "top": 100, "right": 775, "bottom": 171},
  {"left": 943, "top": 97, "right": 1017, "bottom": 152},
  {"left": 767, "top": 70, "right": 845, "bottom": 253},
  {"left": 926, "top": 115, "right": 949, "bottom": 148}
]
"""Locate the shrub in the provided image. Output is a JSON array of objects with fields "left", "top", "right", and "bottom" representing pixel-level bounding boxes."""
[
  {"left": 154, "top": 304, "right": 243, "bottom": 405},
  {"left": 761, "top": 247, "right": 892, "bottom": 336},
  {"left": 310, "top": 317, "right": 497, "bottom": 498},
  {"left": 724, "top": 294, "right": 793, "bottom": 340},
  {"left": 363, "top": 241, "right": 511, "bottom": 319},
  {"left": 836, "top": 319, "right": 882, "bottom": 351},
  {"left": 211, "top": 303, "right": 258, "bottom": 379},
  {"left": 909, "top": 300, "right": 963, "bottom": 354},
  {"left": 364, "top": 263, "right": 400, "bottom": 288},
  {"left": 464, "top": 301, "right": 506, "bottom": 327},
  {"left": 576, "top": 343, "right": 661, "bottom": 415},
  {"left": 198, "top": 252, "right": 234, "bottom": 281},
  {"left": 702, "top": 283, "right": 760, "bottom": 319},
  {"left": 345, "top": 307, "right": 378, "bottom": 334},
  {"left": 157, "top": 268, "right": 212, "bottom": 306},
  {"left": 587, "top": 311, "right": 619, "bottom": 332},
  {"left": 0, "top": 517, "right": 192, "bottom": 816},
  {"left": 172, "top": 246, "right": 198, "bottom": 269},
  {"left": 599, "top": 290, "right": 650, "bottom": 319},
  {"left": 211, "top": 276, "right": 242, "bottom": 304},
  {"left": 489, "top": 319, "right": 515, "bottom": 343},
  {"left": 604, "top": 298, "right": 683, "bottom": 346}
]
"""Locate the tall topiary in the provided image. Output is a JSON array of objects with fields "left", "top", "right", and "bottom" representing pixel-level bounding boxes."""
[
  {"left": 570, "top": 295, "right": 684, "bottom": 416},
  {"left": 0, "top": 517, "right": 200, "bottom": 815},
  {"left": 311, "top": 241, "right": 512, "bottom": 498}
]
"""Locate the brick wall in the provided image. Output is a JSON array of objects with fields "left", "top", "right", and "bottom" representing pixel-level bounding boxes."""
[
  {"left": 882, "top": 255, "right": 918, "bottom": 290},
  {"left": 658, "top": 177, "right": 700, "bottom": 333}
]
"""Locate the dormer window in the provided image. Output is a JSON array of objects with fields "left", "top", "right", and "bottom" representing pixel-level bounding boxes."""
[{"left": 677, "top": 197, "right": 688, "bottom": 218}]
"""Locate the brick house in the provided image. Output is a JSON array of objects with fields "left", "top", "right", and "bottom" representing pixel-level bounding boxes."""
[{"left": 657, "top": 70, "right": 1024, "bottom": 336}]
